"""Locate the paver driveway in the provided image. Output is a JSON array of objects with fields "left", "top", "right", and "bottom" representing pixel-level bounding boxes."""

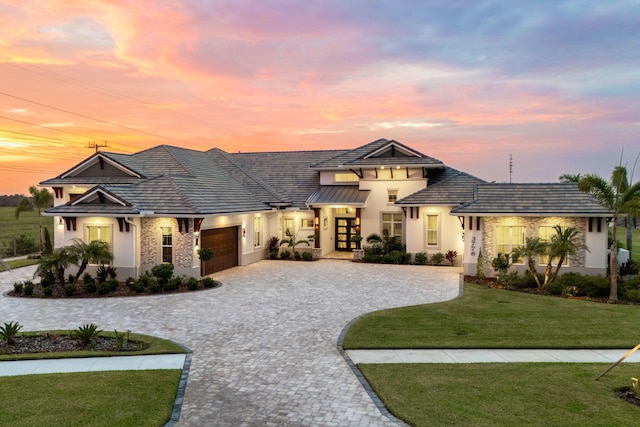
[{"left": 1, "top": 260, "right": 460, "bottom": 426}]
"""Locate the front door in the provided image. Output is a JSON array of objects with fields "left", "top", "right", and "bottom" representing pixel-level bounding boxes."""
[{"left": 335, "top": 218, "right": 358, "bottom": 251}]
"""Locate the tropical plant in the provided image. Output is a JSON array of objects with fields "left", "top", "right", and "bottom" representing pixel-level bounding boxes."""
[
  {"left": 279, "top": 229, "right": 312, "bottom": 253},
  {"left": 0, "top": 321, "right": 22, "bottom": 345},
  {"left": 72, "top": 323, "right": 102, "bottom": 347},
  {"left": 35, "top": 247, "right": 73, "bottom": 286},
  {"left": 430, "top": 252, "right": 445, "bottom": 265},
  {"left": 68, "top": 238, "right": 113, "bottom": 282},
  {"left": 577, "top": 165, "right": 640, "bottom": 302},
  {"left": 266, "top": 236, "right": 280, "bottom": 259},
  {"left": 476, "top": 249, "right": 485, "bottom": 280},
  {"left": 14, "top": 185, "right": 53, "bottom": 252},
  {"left": 366, "top": 229, "right": 403, "bottom": 255},
  {"left": 445, "top": 250, "right": 457, "bottom": 266},
  {"left": 547, "top": 225, "right": 588, "bottom": 284},
  {"left": 151, "top": 263, "right": 174, "bottom": 287},
  {"left": 511, "top": 237, "right": 549, "bottom": 288}
]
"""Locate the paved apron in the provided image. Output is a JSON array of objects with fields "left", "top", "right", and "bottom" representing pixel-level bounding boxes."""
[{"left": 1, "top": 260, "right": 460, "bottom": 426}]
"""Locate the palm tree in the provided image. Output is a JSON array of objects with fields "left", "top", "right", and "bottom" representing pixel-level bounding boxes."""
[
  {"left": 547, "top": 225, "right": 587, "bottom": 283},
  {"left": 15, "top": 186, "right": 53, "bottom": 252},
  {"left": 68, "top": 238, "right": 113, "bottom": 282},
  {"left": 578, "top": 166, "right": 640, "bottom": 302},
  {"left": 35, "top": 247, "right": 73, "bottom": 286},
  {"left": 511, "top": 237, "right": 548, "bottom": 288}
]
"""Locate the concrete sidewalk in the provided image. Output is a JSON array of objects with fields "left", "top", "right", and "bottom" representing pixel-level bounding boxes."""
[
  {"left": 347, "top": 348, "right": 640, "bottom": 364},
  {"left": 0, "top": 354, "right": 186, "bottom": 377}
]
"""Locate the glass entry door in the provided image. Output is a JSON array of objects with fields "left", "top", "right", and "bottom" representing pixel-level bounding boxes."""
[{"left": 335, "top": 218, "right": 358, "bottom": 251}]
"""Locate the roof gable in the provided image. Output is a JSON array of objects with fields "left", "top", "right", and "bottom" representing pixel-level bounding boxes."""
[{"left": 60, "top": 152, "right": 143, "bottom": 180}]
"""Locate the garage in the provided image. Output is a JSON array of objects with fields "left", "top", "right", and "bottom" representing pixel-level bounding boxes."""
[{"left": 200, "top": 226, "right": 239, "bottom": 275}]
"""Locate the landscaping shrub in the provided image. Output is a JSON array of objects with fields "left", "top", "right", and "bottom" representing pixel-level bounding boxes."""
[
  {"left": 96, "top": 265, "right": 117, "bottom": 283},
  {"left": 82, "top": 272, "right": 93, "bottom": 285},
  {"left": 97, "top": 281, "right": 112, "bottom": 295},
  {"left": 626, "top": 289, "right": 640, "bottom": 303},
  {"left": 133, "top": 281, "right": 146, "bottom": 293},
  {"left": 23, "top": 281, "right": 34, "bottom": 296},
  {"left": 430, "top": 252, "right": 445, "bottom": 265},
  {"left": 202, "top": 277, "right": 215, "bottom": 288},
  {"left": 0, "top": 321, "right": 22, "bottom": 345},
  {"left": 72, "top": 323, "right": 101, "bottom": 347},
  {"left": 13, "top": 282, "right": 23, "bottom": 294},
  {"left": 445, "top": 250, "right": 457, "bottom": 266},
  {"left": 280, "top": 250, "right": 291, "bottom": 260},
  {"left": 186, "top": 277, "right": 199, "bottom": 290},
  {"left": 267, "top": 236, "right": 280, "bottom": 259},
  {"left": 63, "top": 283, "right": 76, "bottom": 296},
  {"left": 84, "top": 280, "right": 97, "bottom": 293},
  {"left": 148, "top": 280, "right": 161, "bottom": 293},
  {"left": 544, "top": 273, "right": 610, "bottom": 298},
  {"left": 302, "top": 251, "right": 313, "bottom": 261},
  {"left": 414, "top": 252, "right": 428, "bottom": 265},
  {"left": 165, "top": 276, "right": 182, "bottom": 291},
  {"left": 294, "top": 251, "right": 302, "bottom": 260},
  {"left": 151, "top": 263, "right": 174, "bottom": 287}
]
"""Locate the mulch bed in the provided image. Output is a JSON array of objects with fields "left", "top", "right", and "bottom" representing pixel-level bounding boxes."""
[{"left": 1, "top": 335, "right": 144, "bottom": 355}]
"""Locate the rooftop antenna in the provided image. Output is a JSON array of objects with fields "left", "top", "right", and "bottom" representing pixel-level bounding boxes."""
[
  {"left": 87, "top": 141, "right": 110, "bottom": 153},
  {"left": 509, "top": 154, "right": 513, "bottom": 183}
]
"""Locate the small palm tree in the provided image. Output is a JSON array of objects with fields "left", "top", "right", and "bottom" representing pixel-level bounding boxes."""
[
  {"left": 68, "top": 238, "right": 113, "bottom": 282},
  {"left": 366, "top": 229, "right": 402, "bottom": 255},
  {"left": 548, "top": 225, "right": 588, "bottom": 283},
  {"left": 35, "top": 247, "right": 73, "bottom": 285},
  {"left": 15, "top": 185, "right": 53, "bottom": 252},
  {"left": 511, "top": 237, "right": 549, "bottom": 288}
]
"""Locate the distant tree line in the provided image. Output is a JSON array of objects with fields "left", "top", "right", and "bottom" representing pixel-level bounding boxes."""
[{"left": 0, "top": 194, "right": 25, "bottom": 207}]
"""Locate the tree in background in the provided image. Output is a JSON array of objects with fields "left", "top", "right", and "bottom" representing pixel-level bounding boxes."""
[
  {"left": 14, "top": 186, "right": 53, "bottom": 252},
  {"left": 576, "top": 166, "right": 640, "bottom": 302}
]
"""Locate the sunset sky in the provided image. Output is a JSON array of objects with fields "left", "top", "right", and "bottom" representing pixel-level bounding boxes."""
[{"left": 1, "top": 1, "right": 639, "bottom": 195}]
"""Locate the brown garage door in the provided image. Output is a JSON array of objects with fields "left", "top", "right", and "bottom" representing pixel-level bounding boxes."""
[{"left": 201, "top": 226, "right": 239, "bottom": 275}]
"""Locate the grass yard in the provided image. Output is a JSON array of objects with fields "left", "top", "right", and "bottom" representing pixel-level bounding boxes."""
[
  {"left": 0, "top": 206, "right": 53, "bottom": 257},
  {"left": 343, "top": 283, "right": 640, "bottom": 349},
  {"left": 618, "top": 227, "right": 640, "bottom": 264},
  {"left": 359, "top": 363, "right": 640, "bottom": 427},
  {"left": 0, "top": 370, "right": 181, "bottom": 427},
  {"left": 346, "top": 283, "right": 640, "bottom": 426}
]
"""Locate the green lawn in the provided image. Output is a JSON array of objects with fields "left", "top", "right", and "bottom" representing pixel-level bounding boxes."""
[
  {"left": 0, "top": 370, "right": 181, "bottom": 427},
  {"left": 360, "top": 363, "right": 640, "bottom": 427},
  {"left": 618, "top": 227, "right": 640, "bottom": 264},
  {"left": 0, "top": 206, "right": 53, "bottom": 257},
  {"left": 345, "top": 284, "right": 640, "bottom": 426},
  {"left": 343, "top": 284, "right": 640, "bottom": 349}
]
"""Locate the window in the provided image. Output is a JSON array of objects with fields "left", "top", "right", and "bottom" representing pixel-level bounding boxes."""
[
  {"left": 254, "top": 216, "right": 262, "bottom": 248},
  {"left": 388, "top": 189, "right": 398, "bottom": 203},
  {"left": 300, "top": 218, "right": 314, "bottom": 229},
  {"left": 284, "top": 218, "right": 294, "bottom": 235},
  {"left": 425, "top": 214, "right": 438, "bottom": 247},
  {"left": 161, "top": 226, "right": 172, "bottom": 263},
  {"left": 334, "top": 172, "right": 359, "bottom": 182},
  {"left": 382, "top": 213, "right": 403, "bottom": 239},
  {"left": 87, "top": 225, "right": 111, "bottom": 245},
  {"left": 496, "top": 226, "right": 524, "bottom": 263}
]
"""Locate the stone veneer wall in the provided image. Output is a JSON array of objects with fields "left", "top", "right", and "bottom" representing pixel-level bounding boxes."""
[
  {"left": 482, "top": 216, "right": 587, "bottom": 272},
  {"left": 140, "top": 217, "right": 194, "bottom": 269}
]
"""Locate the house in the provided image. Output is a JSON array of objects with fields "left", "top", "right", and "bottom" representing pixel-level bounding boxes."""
[{"left": 41, "top": 139, "right": 611, "bottom": 279}]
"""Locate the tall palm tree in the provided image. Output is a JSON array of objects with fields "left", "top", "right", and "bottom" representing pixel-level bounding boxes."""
[
  {"left": 15, "top": 186, "right": 53, "bottom": 252},
  {"left": 578, "top": 166, "right": 640, "bottom": 302},
  {"left": 68, "top": 238, "right": 113, "bottom": 281},
  {"left": 548, "top": 225, "right": 587, "bottom": 283},
  {"left": 511, "top": 237, "right": 548, "bottom": 288}
]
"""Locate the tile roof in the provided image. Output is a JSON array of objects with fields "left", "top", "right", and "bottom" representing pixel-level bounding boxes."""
[
  {"left": 306, "top": 185, "right": 370, "bottom": 206},
  {"left": 450, "top": 183, "right": 613, "bottom": 216},
  {"left": 396, "top": 167, "right": 485, "bottom": 205}
]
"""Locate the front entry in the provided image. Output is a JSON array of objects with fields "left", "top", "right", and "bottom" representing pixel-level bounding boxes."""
[{"left": 335, "top": 218, "right": 358, "bottom": 251}]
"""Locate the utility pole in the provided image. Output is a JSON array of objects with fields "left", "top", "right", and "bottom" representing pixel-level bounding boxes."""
[{"left": 509, "top": 154, "right": 513, "bottom": 183}]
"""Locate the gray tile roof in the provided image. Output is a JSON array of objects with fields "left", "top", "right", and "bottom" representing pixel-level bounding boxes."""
[
  {"left": 306, "top": 185, "right": 370, "bottom": 206},
  {"left": 396, "top": 168, "right": 486, "bottom": 205},
  {"left": 310, "top": 138, "right": 444, "bottom": 169},
  {"left": 450, "top": 183, "right": 613, "bottom": 216}
]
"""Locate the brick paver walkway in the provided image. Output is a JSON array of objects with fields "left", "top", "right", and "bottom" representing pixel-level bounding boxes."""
[{"left": 1, "top": 260, "right": 460, "bottom": 426}]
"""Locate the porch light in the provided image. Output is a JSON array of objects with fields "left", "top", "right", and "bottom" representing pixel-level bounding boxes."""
[
  {"left": 58, "top": 217, "right": 63, "bottom": 225},
  {"left": 314, "top": 217, "right": 319, "bottom": 225},
  {"left": 242, "top": 227, "right": 246, "bottom": 237}
]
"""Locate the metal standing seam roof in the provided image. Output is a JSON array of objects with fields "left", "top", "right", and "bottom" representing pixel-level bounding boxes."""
[
  {"left": 450, "top": 183, "right": 613, "bottom": 216},
  {"left": 305, "top": 185, "right": 371, "bottom": 206}
]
